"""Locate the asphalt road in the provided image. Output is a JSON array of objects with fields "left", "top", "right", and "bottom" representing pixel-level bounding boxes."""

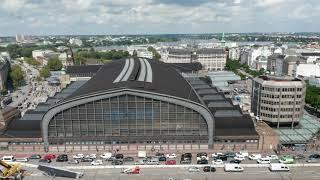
[{"left": 24, "top": 167, "right": 320, "bottom": 180}]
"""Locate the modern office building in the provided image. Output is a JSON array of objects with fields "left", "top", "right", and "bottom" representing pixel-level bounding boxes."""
[
  {"left": 0, "top": 55, "right": 10, "bottom": 90},
  {"left": 2, "top": 58, "right": 260, "bottom": 152},
  {"left": 165, "top": 48, "right": 226, "bottom": 71},
  {"left": 251, "top": 76, "right": 306, "bottom": 128}
]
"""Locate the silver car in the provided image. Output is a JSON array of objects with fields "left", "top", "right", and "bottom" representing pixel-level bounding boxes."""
[{"left": 188, "top": 166, "right": 200, "bottom": 172}]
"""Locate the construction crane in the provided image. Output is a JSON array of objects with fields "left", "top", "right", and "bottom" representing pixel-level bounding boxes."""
[{"left": 0, "top": 160, "right": 25, "bottom": 180}]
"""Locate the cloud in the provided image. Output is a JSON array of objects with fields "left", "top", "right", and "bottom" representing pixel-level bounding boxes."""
[{"left": 0, "top": 0, "right": 319, "bottom": 35}]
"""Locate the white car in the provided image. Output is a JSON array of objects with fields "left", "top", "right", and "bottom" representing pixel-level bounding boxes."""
[
  {"left": 236, "top": 151, "right": 249, "bottom": 157},
  {"left": 91, "top": 160, "right": 103, "bottom": 166},
  {"left": 266, "top": 155, "right": 278, "bottom": 160},
  {"left": 211, "top": 153, "right": 223, "bottom": 158},
  {"left": 212, "top": 159, "right": 224, "bottom": 165},
  {"left": 188, "top": 166, "right": 200, "bottom": 172},
  {"left": 73, "top": 154, "right": 84, "bottom": 159},
  {"left": 166, "top": 153, "right": 177, "bottom": 159},
  {"left": 248, "top": 154, "right": 262, "bottom": 160},
  {"left": 85, "top": 154, "right": 96, "bottom": 159},
  {"left": 100, "top": 153, "right": 112, "bottom": 159},
  {"left": 234, "top": 155, "right": 245, "bottom": 161},
  {"left": 257, "top": 158, "right": 271, "bottom": 164}
]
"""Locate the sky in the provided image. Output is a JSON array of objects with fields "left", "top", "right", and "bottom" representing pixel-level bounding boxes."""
[{"left": 0, "top": 0, "right": 319, "bottom": 36}]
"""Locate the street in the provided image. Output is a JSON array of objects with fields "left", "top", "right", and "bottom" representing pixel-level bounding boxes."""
[{"left": 24, "top": 166, "right": 320, "bottom": 180}]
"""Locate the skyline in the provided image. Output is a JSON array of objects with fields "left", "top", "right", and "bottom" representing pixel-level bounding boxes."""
[{"left": 0, "top": 0, "right": 320, "bottom": 36}]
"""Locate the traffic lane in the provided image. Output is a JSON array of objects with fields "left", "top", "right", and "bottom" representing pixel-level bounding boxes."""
[{"left": 24, "top": 167, "right": 320, "bottom": 180}]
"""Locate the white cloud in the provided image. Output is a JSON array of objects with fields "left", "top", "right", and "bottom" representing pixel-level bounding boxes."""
[{"left": 1, "top": 0, "right": 26, "bottom": 12}]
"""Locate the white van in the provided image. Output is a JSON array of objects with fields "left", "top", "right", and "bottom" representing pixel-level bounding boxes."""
[
  {"left": 257, "top": 158, "right": 271, "bottom": 164},
  {"left": 224, "top": 164, "right": 244, "bottom": 172},
  {"left": 269, "top": 163, "right": 290, "bottom": 172},
  {"left": 2, "top": 155, "right": 15, "bottom": 162}
]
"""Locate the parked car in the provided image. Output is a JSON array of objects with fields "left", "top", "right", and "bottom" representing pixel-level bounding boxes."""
[
  {"left": 29, "top": 154, "right": 41, "bottom": 159},
  {"left": 68, "top": 160, "right": 79, "bottom": 164},
  {"left": 212, "top": 159, "right": 224, "bottom": 165},
  {"left": 230, "top": 159, "right": 241, "bottom": 164},
  {"left": 115, "top": 154, "right": 124, "bottom": 159},
  {"left": 111, "top": 159, "right": 123, "bottom": 165},
  {"left": 134, "top": 160, "right": 145, "bottom": 165},
  {"left": 155, "top": 152, "right": 165, "bottom": 157},
  {"left": 15, "top": 158, "right": 29, "bottom": 162},
  {"left": 81, "top": 157, "right": 94, "bottom": 162},
  {"left": 224, "top": 152, "right": 236, "bottom": 158},
  {"left": 165, "top": 160, "right": 176, "bottom": 165},
  {"left": 203, "top": 166, "right": 216, "bottom": 172},
  {"left": 180, "top": 159, "right": 191, "bottom": 164},
  {"left": 248, "top": 154, "right": 262, "bottom": 160},
  {"left": 279, "top": 156, "right": 294, "bottom": 164},
  {"left": 234, "top": 155, "right": 245, "bottom": 161},
  {"left": 309, "top": 154, "right": 320, "bottom": 159},
  {"left": 215, "top": 155, "right": 228, "bottom": 161},
  {"left": 106, "top": 156, "right": 117, "bottom": 161},
  {"left": 166, "top": 153, "right": 177, "bottom": 159},
  {"left": 307, "top": 158, "right": 320, "bottom": 163},
  {"left": 293, "top": 154, "right": 305, "bottom": 160},
  {"left": 257, "top": 158, "right": 271, "bottom": 164},
  {"left": 183, "top": 153, "right": 192, "bottom": 159},
  {"left": 197, "top": 159, "right": 208, "bottom": 164},
  {"left": 188, "top": 166, "right": 200, "bottom": 172},
  {"left": 85, "top": 154, "right": 96, "bottom": 159},
  {"left": 100, "top": 153, "right": 112, "bottom": 159},
  {"left": 197, "top": 152, "right": 208, "bottom": 161},
  {"left": 2, "top": 156, "right": 15, "bottom": 162},
  {"left": 123, "top": 157, "right": 134, "bottom": 162},
  {"left": 146, "top": 158, "right": 159, "bottom": 165},
  {"left": 159, "top": 156, "right": 167, "bottom": 162},
  {"left": 212, "top": 153, "right": 223, "bottom": 158},
  {"left": 73, "top": 154, "right": 84, "bottom": 159},
  {"left": 236, "top": 151, "right": 249, "bottom": 157},
  {"left": 91, "top": 160, "right": 103, "bottom": 166},
  {"left": 56, "top": 154, "right": 68, "bottom": 162},
  {"left": 43, "top": 154, "right": 56, "bottom": 160}
]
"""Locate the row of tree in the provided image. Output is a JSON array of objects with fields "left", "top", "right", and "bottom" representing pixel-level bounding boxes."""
[
  {"left": 225, "top": 59, "right": 265, "bottom": 78},
  {"left": 306, "top": 83, "right": 320, "bottom": 109},
  {"left": 38, "top": 58, "right": 63, "bottom": 80},
  {"left": 75, "top": 49, "right": 130, "bottom": 64}
]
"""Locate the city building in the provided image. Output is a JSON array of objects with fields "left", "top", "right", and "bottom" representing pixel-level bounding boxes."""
[
  {"left": 254, "top": 56, "right": 268, "bottom": 70},
  {"left": 282, "top": 56, "right": 306, "bottom": 76},
  {"left": 69, "top": 38, "right": 83, "bottom": 46},
  {"left": 2, "top": 58, "right": 261, "bottom": 152},
  {"left": 32, "top": 50, "right": 60, "bottom": 66},
  {"left": 0, "top": 54, "right": 10, "bottom": 90},
  {"left": 0, "top": 106, "right": 21, "bottom": 130},
  {"left": 137, "top": 49, "right": 153, "bottom": 59},
  {"left": 267, "top": 54, "right": 281, "bottom": 73},
  {"left": 309, "top": 76, "right": 320, "bottom": 87},
  {"left": 228, "top": 47, "right": 241, "bottom": 60},
  {"left": 251, "top": 76, "right": 306, "bottom": 128},
  {"left": 165, "top": 48, "right": 226, "bottom": 71},
  {"left": 294, "top": 63, "right": 320, "bottom": 78}
]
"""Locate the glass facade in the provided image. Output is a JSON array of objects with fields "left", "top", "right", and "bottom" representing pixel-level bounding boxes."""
[{"left": 48, "top": 94, "right": 208, "bottom": 144}]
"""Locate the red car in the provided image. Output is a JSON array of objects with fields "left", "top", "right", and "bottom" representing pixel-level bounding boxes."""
[
  {"left": 43, "top": 154, "right": 56, "bottom": 160},
  {"left": 165, "top": 160, "right": 176, "bottom": 165}
]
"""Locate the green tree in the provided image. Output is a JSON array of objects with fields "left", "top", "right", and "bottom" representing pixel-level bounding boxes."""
[
  {"left": 47, "top": 58, "right": 63, "bottom": 71},
  {"left": 25, "top": 57, "right": 40, "bottom": 66},
  {"left": 10, "top": 65, "right": 25, "bottom": 88},
  {"left": 147, "top": 46, "right": 161, "bottom": 60},
  {"left": 39, "top": 67, "right": 51, "bottom": 79}
]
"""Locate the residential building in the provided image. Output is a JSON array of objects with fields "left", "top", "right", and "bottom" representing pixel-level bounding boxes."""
[
  {"left": 0, "top": 54, "right": 10, "bottom": 90},
  {"left": 251, "top": 76, "right": 306, "bottom": 128},
  {"left": 69, "top": 38, "right": 83, "bottom": 46},
  {"left": 294, "top": 63, "right": 320, "bottom": 78},
  {"left": 267, "top": 54, "right": 281, "bottom": 73},
  {"left": 254, "top": 56, "right": 268, "bottom": 70},
  {"left": 165, "top": 48, "right": 226, "bottom": 71},
  {"left": 282, "top": 56, "right": 306, "bottom": 76},
  {"left": 229, "top": 47, "right": 241, "bottom": 60},
  {"left": 32, "top": 50, "right": 60, "bottom": 66}
]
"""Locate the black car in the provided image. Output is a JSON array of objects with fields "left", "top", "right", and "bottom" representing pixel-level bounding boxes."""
[
  {"left": 215, "top": 155, "right": 228, "bottom": 161},
  {"left": 123, "top": 157, "right": 134, "bottom": 162},
  {"left": 197, "top": 152, "right": 207, "bottom": 157},
  {"left": 106, "top": 156, "right": 116, "bottom": 161},
  {"left": 230, "top": 159, "right": 241, "bottom": 164},
  {"left": 29, "top": 154, "right": 41, "bottom": 159},
  {"left": 115, "top": 154, "right": 124, "bottom": 159},
  {"left": 309, "top": 154, "right": 320, "bottom": 159},
  {"left": 224, "top": 152, "right": 236, "bottom": 158},
  {"left": 39, "top": 159, "right": 51, "bottom": 163},
  {"left": 155, "top": 152, "right": 165, "bottom": 157},
  {"left": 111, "top": 159, "right": 123, "bottom": 165},
  {"left": 81, "top": 157, "right": 93, "bottom": 162},
  {"left": 203, "top": 166, "right": 216, "bottom": 172},
  {"left": 159, "top": 156, "right": 167, "bottom": 162},
  {"left": 183, "top": 153, "right": 192, "bottom": 159},
  {"left": 56, "top": 154, "right": 68, "bottom": 162},
  {"left": 197, "top": 159, "right": 208, "bottom": 164}
]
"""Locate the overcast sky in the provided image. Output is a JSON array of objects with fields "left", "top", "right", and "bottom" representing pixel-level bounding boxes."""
[{"left": 0, "top": 0, "right": 319, "bottom": 36}]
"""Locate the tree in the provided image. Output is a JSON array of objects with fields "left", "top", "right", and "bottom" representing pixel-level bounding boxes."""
[
  {"left": 39, "top": 67, "right": 51, "bottom": 79},
  {"left": 25, "top": 57, "right": 40, "bottom": 66},
  {"left": 147, "top": 46, "right": 161, "bottom": 60},
  {"left": 10, "top": 65, "right": 25, "bottom": 88},
  {"left": 47, "top": 58, "right": 63, "bottom": 71}
]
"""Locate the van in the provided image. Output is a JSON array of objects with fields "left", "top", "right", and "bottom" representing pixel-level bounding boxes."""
[
  {"left": 224, "top": 164, "right": 244, "bottom": 172},
  {"left": 257, "top": 158, "right": 271, "bottom": 164},
  {"left": 269, "top": 163, "right": 290, "bottom": 172},
  {"left": 2, "top": 156, "right": 15, "bottom": 162}
]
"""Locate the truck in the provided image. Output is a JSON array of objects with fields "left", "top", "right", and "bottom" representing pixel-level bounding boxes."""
[
  {"left": 224, "top": 164, "right": 244, "bottom": 172},
  {"left": 269, "top": 163, "right": 290, "bottom": 172},
  {"left": 138, "top": 151, "right": 146, "bottom": 158}
]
